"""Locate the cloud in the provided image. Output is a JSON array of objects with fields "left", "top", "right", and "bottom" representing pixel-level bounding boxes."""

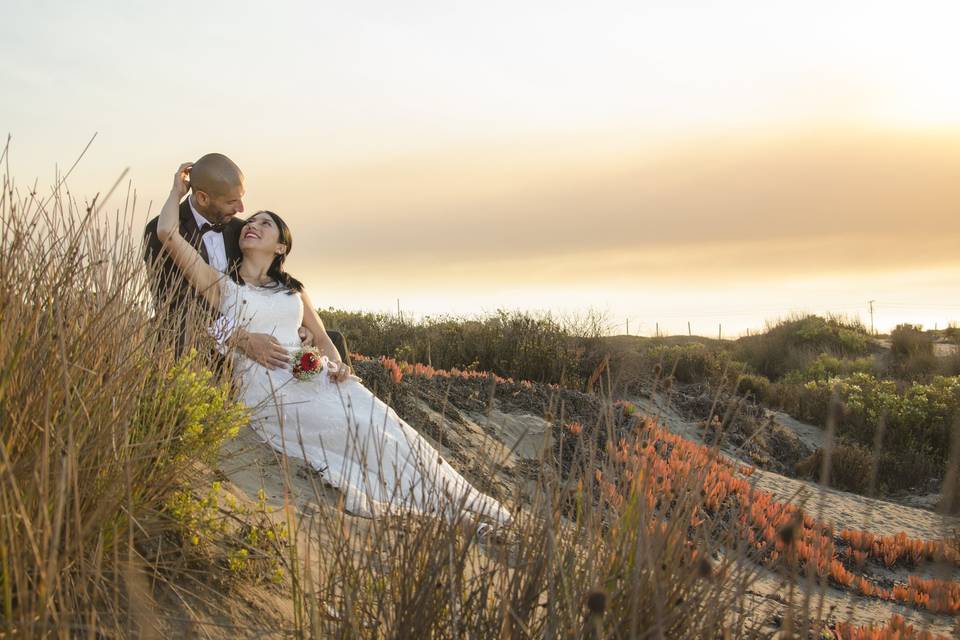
[{"left": 279, "top": 128, "right": 960, "bottom": 285}]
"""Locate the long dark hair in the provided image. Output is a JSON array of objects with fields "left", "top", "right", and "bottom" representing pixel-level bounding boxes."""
[{"left": 233, "top": 210, "right": 304, "bottom": 294}]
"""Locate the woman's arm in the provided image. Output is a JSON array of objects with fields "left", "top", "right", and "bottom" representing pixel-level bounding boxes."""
[
  {"left": 156, "top": 163, "right": 223, "bottom": 310},
  {"left": 299, "top": 290, "right": 354, "bottom": 382},
  {"left": 299, "top": 290, "right": 342, "bottom": 363}
]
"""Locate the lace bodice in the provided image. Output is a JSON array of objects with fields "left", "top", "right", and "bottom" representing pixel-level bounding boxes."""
[{"left": 220, "top": 277, "right": 304, "bottom": 349}]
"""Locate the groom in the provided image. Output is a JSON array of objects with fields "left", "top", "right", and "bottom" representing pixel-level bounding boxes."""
[{"left": 143, "top": 152, "right": 348, "bottom": 368}]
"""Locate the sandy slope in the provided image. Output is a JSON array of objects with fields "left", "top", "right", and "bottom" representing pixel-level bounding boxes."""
[
  {"left": 745, "top": 467, "right": 959, "bottom": 540},
  {"left": 770, "top": 411, "right": 826, "bottom": 451},
  {"left": 212, "top": 383, "right": 959, "bottom": 636},
  {"left": 744, "top": 568, "right": 957, "bottom": 637},
  {"left": 217, "top": 401, "right": 551, "bottom": 518},
  {"left": 212, "top": 405, "right": 545, "bottom": 636},
  {"left": 629, "top": 392, "right": 960, "bottom": 539},
  {"left": 626, "top": 391, "right": 960, "bottom": 635}
]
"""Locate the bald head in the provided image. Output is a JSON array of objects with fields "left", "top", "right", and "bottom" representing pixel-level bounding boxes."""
[
  {"left": 190, "top": 153, "right": 244, "bottom": 198},
  {"left": 189, "top": 153, "right": 246, "bottom": 223}
]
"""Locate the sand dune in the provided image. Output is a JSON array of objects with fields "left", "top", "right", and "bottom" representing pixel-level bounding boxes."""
[{"left": 211, "top": 382, "right": 958, "bottom": 636}]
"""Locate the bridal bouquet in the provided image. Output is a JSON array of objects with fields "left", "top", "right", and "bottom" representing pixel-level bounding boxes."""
[{"left": 290, "top": 346, "right": 324, "bottom": 380}]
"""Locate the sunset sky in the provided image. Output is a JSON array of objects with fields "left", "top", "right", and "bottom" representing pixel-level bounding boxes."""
[{"left": 4, "top": 1, "right": 960, "bottom": 336}]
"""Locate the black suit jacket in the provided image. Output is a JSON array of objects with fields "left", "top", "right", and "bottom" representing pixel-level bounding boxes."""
[{"left": 143, "top": 198, "right": 245, "bottom": 353}]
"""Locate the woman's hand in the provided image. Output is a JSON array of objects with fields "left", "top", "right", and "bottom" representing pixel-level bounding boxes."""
[
  {"left": 298, "top": 325, "right": 315, "bottom": 346},
  {"left": 172, "top": 162, "right": 193, "bottom": 200},
  {"left": 158, "top": 162, "right": 193, "bottom": 242},
  {"left": 327, "top": 360, "right": 354, "bottom": 383}
]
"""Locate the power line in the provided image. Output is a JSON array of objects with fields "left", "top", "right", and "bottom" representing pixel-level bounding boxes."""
[
  {"left": 624, "top": 302, "right": 960, "bottom": 321},
  {"left": 875, "top": 302, "right": 960, "bottom": 310},
  {"left": 633, "top": 306, "right": 867, "bottom": 320}
]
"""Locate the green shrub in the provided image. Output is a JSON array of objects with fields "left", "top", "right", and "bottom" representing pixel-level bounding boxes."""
[
  {"left": 734, "top": 373, "right": 772, "bottom": 403},
  {"left": 735, "top": 315, "right": 871, "bottom": 381},
  {"left": 136, "top": 351, "right": 249, "bottom": 469},
  {"left": 890, "top": 324, "right": 937, "bottom": 379},
  {"left": 766, "top": 380, "right": 801, "bottom": 414},
  {"left": 795, "top": 442, "right": 875, "bottom": 494},
  {"left": 320, "top": 308, "right": 588, "bottom": 385},
  {"left": 648, "top": 343, "right": 744, "bottom": 385},
  {"left": 166, "top": 483, "right": 289, "bottom": 585},
  {"left": 781, "top": 353, "right": 876, "bottom": 384},
  {"left": 796, "top": 379, "right": 836, "bottom": 425},
  {"left": 891, "top": 323, "right": 933, "bottom": 359},
  {"left": 784, "top": 373, "right": 960, "bottom": 491},
  {"left": 944, "top": 323, "right": 960, "bottom": 344},
  {"left": 939, "top": 350, "right": 960, "bottom": 377}
]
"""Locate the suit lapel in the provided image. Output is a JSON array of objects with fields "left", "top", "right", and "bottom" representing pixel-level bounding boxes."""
[
  {"left": 179, "top": 198, "right": 210, "bottom": 263},
  {"left": 223, "top": 219, "right": 243, "bottom": 274}
]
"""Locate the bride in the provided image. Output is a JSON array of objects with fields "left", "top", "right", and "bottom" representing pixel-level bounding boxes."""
[{"left": 155, "top": 162, "right": 512, "bottom": 529}]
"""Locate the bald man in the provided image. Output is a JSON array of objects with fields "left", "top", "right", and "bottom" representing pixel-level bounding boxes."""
[{"left": 144, "top": 153, "right": 305, "bottom": 369}]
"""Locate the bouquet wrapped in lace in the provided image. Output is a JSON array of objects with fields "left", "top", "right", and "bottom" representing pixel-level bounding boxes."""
[{"left": 290, "top": 346, "right": 324, "bottom": 380}]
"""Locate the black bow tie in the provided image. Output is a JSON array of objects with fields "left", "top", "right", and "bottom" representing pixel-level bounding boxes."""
[{"left": 199, "top": 222, "right": 225, "bottom": 236}]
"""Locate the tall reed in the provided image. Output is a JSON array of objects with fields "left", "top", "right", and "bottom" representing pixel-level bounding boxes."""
[
  {"left": 275, "top": 389, "right": 769, "bottom": 638},
  {"left": 0, "top": 143, "right": 243, "bottom": 637}
]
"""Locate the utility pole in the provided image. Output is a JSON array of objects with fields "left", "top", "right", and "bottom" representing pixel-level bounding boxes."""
[
  {"left": 656, "top": 322, "right": 659, "bottom": 338},
  {"left": 718, "top": 323, "right": 722, "bottom": 340},
  {"left": 397, "top": 298, "right": 402, "bottom": 322},
  {"left": 626, "top": 318, "right": 629, "bottom": 335},
  {"left": 868, "top": 300, "right": 875, "bottom": 335},
  {"left": 688, "top": 321, "right": 691, "bottom": 337}
]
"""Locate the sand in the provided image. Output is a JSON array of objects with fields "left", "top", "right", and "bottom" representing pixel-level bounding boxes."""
[
  {"left": 626, "top": 391, "right": 960, "bottom": 636},
  {"left": 212, "top": 382, "right": 959, "bottom": 636}
]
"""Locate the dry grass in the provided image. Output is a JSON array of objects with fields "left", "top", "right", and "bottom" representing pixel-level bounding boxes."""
[
  {"left": 276, "top": 404, "right": 768, "bottom": 639},
  {"left": 0, "top": 141, "right": 244, "bottom": 637},
  {"left": 2, "top": 144, "right": 957, "bottom": 639}
]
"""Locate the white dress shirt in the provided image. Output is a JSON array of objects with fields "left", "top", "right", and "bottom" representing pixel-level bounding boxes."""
[{"left": 188, "top": 196, "right": 228, "bottom": 273}]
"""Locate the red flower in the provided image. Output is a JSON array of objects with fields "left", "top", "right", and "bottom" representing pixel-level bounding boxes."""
[{"left": 300, "top": 352, "right": 320, "bottom": 372}]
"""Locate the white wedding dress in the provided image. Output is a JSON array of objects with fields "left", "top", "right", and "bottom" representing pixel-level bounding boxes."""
[{"left": 220, "top": 277, "right": 512, "bottom": 525}]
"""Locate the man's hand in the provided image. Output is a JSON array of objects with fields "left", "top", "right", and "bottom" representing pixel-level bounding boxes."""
[
  {"left": 236, "top": 330, "right": 289, "bottom": 370},
  {"left": 298, "top": 325, "right": 315, "bottom": 346}
]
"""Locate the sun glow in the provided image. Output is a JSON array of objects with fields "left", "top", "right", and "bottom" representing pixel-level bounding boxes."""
[
  {"left": 4, "top": 1, "right": 960, "bottom": 333},
  {"left": 881, "top": 89, "right": 960, "bottom": 129}
]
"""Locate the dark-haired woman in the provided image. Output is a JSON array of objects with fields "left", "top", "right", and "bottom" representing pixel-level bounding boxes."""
[{"left": 156, "top": 163, "right": 512, "bottom": 528}]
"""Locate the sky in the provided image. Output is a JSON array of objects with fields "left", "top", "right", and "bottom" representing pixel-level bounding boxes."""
[{"left": 4, "top": 0, "right": 960, "bottom": 336}]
